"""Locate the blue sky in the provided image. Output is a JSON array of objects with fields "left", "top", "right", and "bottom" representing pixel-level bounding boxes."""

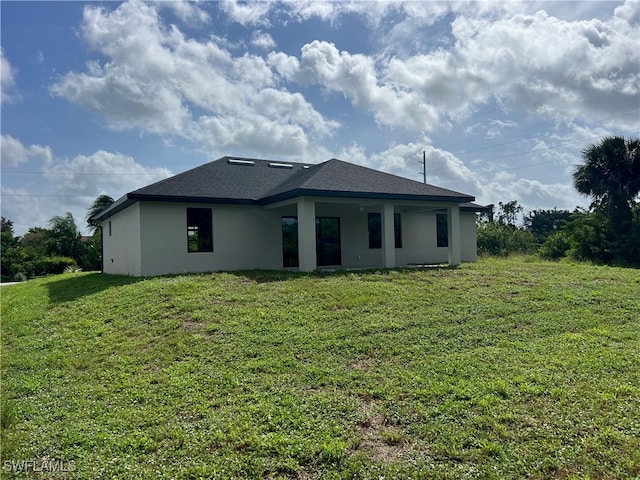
[{"left": 2, "top": 0, "right": 639, "bottom": 235}]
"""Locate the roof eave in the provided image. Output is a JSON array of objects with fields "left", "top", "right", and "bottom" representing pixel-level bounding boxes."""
[
  {"left": 90, "top": 194, "right": 257, "bottom": 223},
  {"left": 260, "top": 189, "right": 475, "bottom": 205},
  {"left": 92, "top": 189, "right": 478, "bottom": 223},
  {"left": 127, "top": 193, "right": 255, "bottom": 205}
]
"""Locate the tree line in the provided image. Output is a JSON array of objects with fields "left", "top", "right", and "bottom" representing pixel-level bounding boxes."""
[
  {"left": 1, "top": 195, "right": 114, "bottom": 281},
  {"left": 478, "top": 136, "right": 639, "bottom": 266}
]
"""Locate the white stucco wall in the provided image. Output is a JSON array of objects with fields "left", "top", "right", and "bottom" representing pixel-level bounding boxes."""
[{"left": 101, "top": 203, "right": 142, "bottom": 276}]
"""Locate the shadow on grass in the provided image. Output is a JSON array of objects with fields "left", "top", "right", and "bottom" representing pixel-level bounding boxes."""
[
  {"left": 227, "top": 264, "right": 457, "bottom": 284},
  {"left": 46, "top": 272, "right": 143, "bottom": 303},
  {"left": 46, "top": 265, "right": 459, "bottom": 301}
]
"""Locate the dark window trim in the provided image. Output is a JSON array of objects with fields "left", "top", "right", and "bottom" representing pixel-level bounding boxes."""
[
  {"left": 394, "top": 212, "right": 402, "bottom": 249},
  {"left": 369, "top": 211, "right": 402, "bottom": 249},
  {"left": 187, "top": 207, "right": 213, "bottom": 253},
  {"left": 282, "top": 216, "right": 299, "bottom": 268},
  {"left": 436, "top": 213, "right": 448, "bottom": 248},
  {"left": 368, "top": 212, "right": 381, "bottom": 249}
]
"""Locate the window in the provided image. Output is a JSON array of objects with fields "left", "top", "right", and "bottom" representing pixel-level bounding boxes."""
[
  {"left": 394, "top": 213, "right": 402, "bottom": 248},
  {"left": 187, "top": 208, "right": 213, "bottom": 252},
  {"left": 108, "top": 221, "right": 112, "bottom": 236},
  {"left": 282, "top": 216, "right": 299, "bottom": 268},
  {"left": 369, "top": 212, "right": 402, "bottom": 248},
  {"left": 436, "top": 213, "right": 448, "bottom": 247},
  {"left": 368, "top": 212, "right": 381, "bottom": 249}
]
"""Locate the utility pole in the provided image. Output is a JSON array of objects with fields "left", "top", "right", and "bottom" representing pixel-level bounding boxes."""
[{"left": 421, "top": 150, "right": 426, "bottom": 184}]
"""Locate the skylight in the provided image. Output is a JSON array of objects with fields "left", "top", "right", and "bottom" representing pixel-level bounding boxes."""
[
  {"left": 268, "top": 162, "right": 294, "bottom": 169},
  {"left": 227, "top": 158, "right": 255, "bottom": 166}
]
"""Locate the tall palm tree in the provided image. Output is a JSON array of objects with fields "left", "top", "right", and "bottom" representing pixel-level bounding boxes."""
[
  {"left": 86, "top": 194, "right": 115, "bottom": 230},
  {"left": 573, "top": 136, "right": 640, "bottom": 231}
]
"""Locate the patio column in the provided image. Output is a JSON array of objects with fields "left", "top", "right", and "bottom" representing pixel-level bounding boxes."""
[
  {"left": 297, "top": 197, "right": 317, "bottom": 272},
  {"left": 382, "top": 203, "right": 396, "bottom": 268},
  {"left": 447, "top": 205, "right": 461, "bottom": 266}
]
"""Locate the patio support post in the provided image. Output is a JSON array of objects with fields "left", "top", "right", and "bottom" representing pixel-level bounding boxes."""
[
  {"left": 382, "top": 203, "right": 396, "bottom": 268},
  {"left": 297, "top": 197, "right": 317, "bottom": 272},
  {"left": 447, "top": 204, "right": 461, "bottom": 266}
]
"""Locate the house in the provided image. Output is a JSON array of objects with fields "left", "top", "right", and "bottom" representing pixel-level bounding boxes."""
[{"left": 91, "top": 156, "right": 485, "bottom": 276}]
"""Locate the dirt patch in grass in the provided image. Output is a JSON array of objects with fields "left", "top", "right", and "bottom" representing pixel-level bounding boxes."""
[{"left": 353, "top": 398, "right": 421, "bottom": 463}]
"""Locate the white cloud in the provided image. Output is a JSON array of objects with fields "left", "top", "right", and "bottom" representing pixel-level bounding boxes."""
[
  {"left": 386, "top": 7, "right": 639, "bottom": 128},
  {"left": 274, "top": 40, "right": 440, "bottom": 130},
  {"left": 251, "top": 30, "right": 276, "bottom": 50},
  {"left": 1, "top": 48, "right": 16, "bottom": 103},
  {"left": 270, "top": 3, "right": 638, "bottom": 134},
  {"left": 191, "top": 113, "right": 309, "bottom": 157},
  {"left": 0, "top": 186, "right": 54, "bottom": 236},
  {"left": 46, "top": 150, "right": 172, "bottom": 199},
  {"left": 1, "top": 150, "right": 173, "bottom": 236},
  {"left": 1, "top": 140, "right": 176, "bottom": 235},
  {"left": 160, "top": 0, "right": 210, "bottom": 25},
  {"left": 219, "top": 0, "right": 271, "bottom": 26},
  {"left": 1, "top": 135, "right": 52, "bottom": 168},
  {"left": 50, "top": 0, "right": 337, "bottom": 159}
]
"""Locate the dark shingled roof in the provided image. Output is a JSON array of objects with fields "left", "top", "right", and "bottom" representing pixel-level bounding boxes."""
[{"left": 92, "top": 156, "right": 477, "bottom": 222}]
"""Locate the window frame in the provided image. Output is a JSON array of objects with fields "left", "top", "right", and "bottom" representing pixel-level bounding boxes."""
[
  {"left": 368, "top": 212, "right": 381, "bottom": 249},
  {"left": 186, "top": 207, "right": 213, "bottom": 253},
  {"left": 394, "top": 212, "right": 402, "bottom": 249},
  {"left": 368, "top": 211, "right": 402, "bottom": 249},
  {"left": 436, "top": 213, "right": 448, "bottom": 248},
  {"left": 282, "top": 216, "right": 299, "bottom": 268}
]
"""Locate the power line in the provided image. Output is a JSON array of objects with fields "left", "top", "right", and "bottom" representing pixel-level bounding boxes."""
[
  {"left": 1, "top": 171, "right": 156, "bottom": 176},
  {"left": 0, "top": 194, "right": 100, "bottom": 198},
  {"left": 451, "top": 109, "right": 640, "bottom": 157},
  {"left": 425, "top": 130, "right": 636, "bottom": 178}
]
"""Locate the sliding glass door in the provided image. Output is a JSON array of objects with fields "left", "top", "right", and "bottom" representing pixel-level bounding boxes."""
[{"left": 316, "top": 217, "right": 341, "bottom": 266}]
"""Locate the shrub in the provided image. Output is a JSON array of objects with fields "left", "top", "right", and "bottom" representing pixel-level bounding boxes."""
[
  {"left": 34, "top": 256, "right": 77, "bottom": 276},
  {"left": 477, "top": 222, "right": 536, "bottom": 256},
  {"left": 539, "top": 231, "right": 571, "bottom": 260}
]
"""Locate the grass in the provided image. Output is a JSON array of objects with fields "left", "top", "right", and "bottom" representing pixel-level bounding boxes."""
[{"left": 1, "top": 257, "right": 639, "bottom": 479}]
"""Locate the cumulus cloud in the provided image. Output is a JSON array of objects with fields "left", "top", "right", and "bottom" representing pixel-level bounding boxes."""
[
  {"left": 386, "top": 7, "right": 639, "bottom": 127},
  {"left": 1, "top": 140, "right": 172, "bottom": 235},
  {"left": 50, "top": 0, "right": 337, "bottom": 158},
  {"left": 251, "top": 30, "right": 276, "bottom": 50},
  {"left": 45, "top": 150, "right": 172, "bottom": 199},
  {"left": 219, "top": 0, "right": 271, "bottom": 26},
  {"left": 160, "top": 0, "right": 210, "bottom": 25},
  {"left": 327, "top": 135, "right": 588, "bottom": 216},
  {"left": 0, "top": 186, "right": 54, "bottom": 236},
  {"left": 1, "top": 135, "right": 52, "bottom": 168},
  {"left": 272, "top": 41, "right": 440, "bottom": 130},
  {"left": 1, "top": 48, "right": 16, "bottom": 103},
  {"left": 269, "top": 3, "right": 638, "bottom": 133}
]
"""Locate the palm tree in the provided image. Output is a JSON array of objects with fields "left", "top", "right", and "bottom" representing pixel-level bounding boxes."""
[
  {"left": 573, "top": 136, "right": 640, "bottom": 231},
  {"left": 86, "top": 194, "right": 115, "bottom": 231}
]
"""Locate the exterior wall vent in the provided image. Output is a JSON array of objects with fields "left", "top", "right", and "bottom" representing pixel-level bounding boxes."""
[
  {"left": 269, "top": 162, "right": 294, "bottom": 169},
  {"left": 227, "top": 158, "right": 255, "bottom": 166}
]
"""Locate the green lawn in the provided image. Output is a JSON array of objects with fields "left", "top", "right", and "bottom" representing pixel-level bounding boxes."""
[{"left": 1, "top": 257, "right": 639, "bottom": 479}]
